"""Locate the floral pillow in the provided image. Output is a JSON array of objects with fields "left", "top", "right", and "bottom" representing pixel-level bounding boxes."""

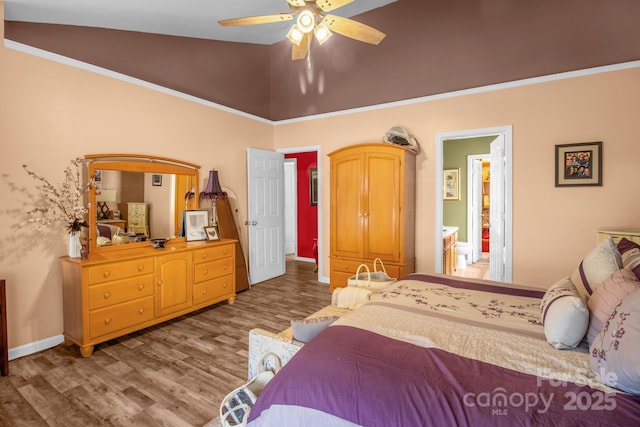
[
  {"left": 570, "top": 236, "right": 622, "bottom": 300},
  {"left": 540, "top": 277, "right": 589, "bottom": 349},
  {"left": 617, "top": 238, "right": 640, "bottom": 280},
  {"left": 586, "top": 268, "right": 640, "bottom": 345},
  {"left": 590, "top": 289, "right": 640, "bottom": 395},
  {"left": 291, "top": 316, "right": 339, "bottom": 343}
]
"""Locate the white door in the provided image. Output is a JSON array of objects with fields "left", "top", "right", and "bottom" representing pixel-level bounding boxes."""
[
  {"left": 470, "top": 158, "right": 483, "bottom": 263},
  {"left": 247, "top": 148, "right": 285, "bottom": 285},
  {"left": 489, "top": 135, "right": 506, "bottom": 282},
  {"left": 284, "top": 160, "right": 297, "bottom": 255}
]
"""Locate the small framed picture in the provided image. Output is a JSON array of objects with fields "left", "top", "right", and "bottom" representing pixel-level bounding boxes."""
[
  {"left": 204, "top": 225, "right": 220, "bottom": 241},
  {"left": 443, "top": 168, "right": 460, "bottom": 201},
  {"left": 555, "top": 142, "right": 602, "bottom": 187},
  {"left": 152, "top": 174, "right": 162, "bottom": 186},
  {"left": 185, "top": 210, "right": 209, "bottom": 241},
  {"left": 310, "top": 168, "right": 318, "bottom": 206}
]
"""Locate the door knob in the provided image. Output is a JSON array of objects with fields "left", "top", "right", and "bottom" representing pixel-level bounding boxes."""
[{"left": 245, "top": 220, "right": 258, "bottom": 226}]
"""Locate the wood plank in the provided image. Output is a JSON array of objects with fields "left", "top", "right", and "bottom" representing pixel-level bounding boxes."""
[{"left": 1, "top": 259, "right": 328, "bottom": 426}]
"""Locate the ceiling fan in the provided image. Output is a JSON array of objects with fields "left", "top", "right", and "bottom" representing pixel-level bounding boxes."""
[{"left": 218, "top": 0, "right": 386, "bottom": 60}]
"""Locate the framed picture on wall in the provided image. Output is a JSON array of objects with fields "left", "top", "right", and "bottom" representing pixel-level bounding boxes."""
[
  {"left": 185, "top": 210, "right": 209, "bottom": 241},
  {"left": 443, "top": 168, "right": 460, "bottom": 201},
  {"left": 310, "top": 168, "right": 318, "bottom": 206},
  {"left": 555, "top": 141, "right": 602, "bottom": 187},
  {"left": 152, "top": 174, "right": 162, "bottom": 186}
]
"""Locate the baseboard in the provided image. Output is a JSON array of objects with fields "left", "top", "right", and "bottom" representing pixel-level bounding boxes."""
[{"left": 8, "top": 334, "right": 65, "bottom": 360}]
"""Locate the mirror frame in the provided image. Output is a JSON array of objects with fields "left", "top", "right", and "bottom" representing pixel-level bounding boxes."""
[{"left": 85, "top": 154, "right": 200, "bottom": 255}]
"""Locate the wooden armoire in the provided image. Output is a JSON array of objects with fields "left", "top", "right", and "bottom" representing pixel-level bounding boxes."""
[{"left": 329, "top": 143, "right": 417, "bottom": 292}]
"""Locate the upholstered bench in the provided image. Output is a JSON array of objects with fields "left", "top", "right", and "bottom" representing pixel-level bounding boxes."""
[{"left": 247, "top": 305, "right": 350, "bottom": 380}]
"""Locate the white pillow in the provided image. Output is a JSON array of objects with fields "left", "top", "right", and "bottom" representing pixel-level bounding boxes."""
[
  {"left": 331, "top": 286, "right": 372, "bottom": 310},
  {"left": 570, "top": 236, "right": 622, "bottom": 299},
  {"left": 540, "top": 277, "right": 589, "bottom": 349}
]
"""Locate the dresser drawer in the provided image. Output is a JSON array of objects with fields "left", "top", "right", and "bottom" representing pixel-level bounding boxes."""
[
  {"left": 88, "top": 275, "right": 154, "bottom": 310},
  {"left": 194, "top": 258, "right": 234, "bottom": 284},
  {"left": 193, "top": 244, "right": 233, "bottom": 263},
  {"left": 89, "top": 296, "right": 154, "bottom": 339},
  {"left": 193, "top": 275, "right": 234, "bottom": 305},
  {"left": 88, "top": 258, "right": 154, "bottom": 285}
]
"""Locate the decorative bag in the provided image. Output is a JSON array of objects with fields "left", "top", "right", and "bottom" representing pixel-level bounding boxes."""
[
  {"left": 347, "top": 258, "right": 397, "bottom": 292},
  {"left": 220, "top": 352, "right": 281, "bottom": 427}
]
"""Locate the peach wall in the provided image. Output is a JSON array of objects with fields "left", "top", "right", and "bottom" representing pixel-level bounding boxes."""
[
  {"left": 274, "top": 66, "right": 640, "bottom": 289},
  {"left": 0, "top": 6, "right": 272, "bottom": 352}
]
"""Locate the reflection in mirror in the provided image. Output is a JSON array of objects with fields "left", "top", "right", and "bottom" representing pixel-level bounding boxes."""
[
  {"left": 86, "top": 154, "right": 200, "bottom": 255},
  {"left": 94, "top": 171, "right": 176, "bottom": 245}
]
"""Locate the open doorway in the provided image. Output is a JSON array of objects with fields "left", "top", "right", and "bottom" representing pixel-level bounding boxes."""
[
  {"left": 436, "top": 126, "right": 513, "bottom": 283},
  {"left": 279, "top": 147, "right": 322, "bottom": 279}
]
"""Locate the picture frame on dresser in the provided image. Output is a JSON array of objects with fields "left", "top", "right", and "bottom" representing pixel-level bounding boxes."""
[
  {"left": 185, "top": 210, "right": 209, "bottom": 241},
  {"left": 205, "top": 225, "right": 220, "bottom": 241},
  {"left": 555, "top": 141, "right": 602, "bottom": 187}
]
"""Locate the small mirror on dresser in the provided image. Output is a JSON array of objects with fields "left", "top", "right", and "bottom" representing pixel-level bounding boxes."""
[{"left": 86, "top": 154, "right": 200, "bottom": 255}]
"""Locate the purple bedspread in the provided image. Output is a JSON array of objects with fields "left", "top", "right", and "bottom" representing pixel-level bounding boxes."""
[{"left": 248, "top": 325, "right": 640, "bottom": 426}]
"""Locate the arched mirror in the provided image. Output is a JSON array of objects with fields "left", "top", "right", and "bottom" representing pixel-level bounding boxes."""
[{"left": 86, "top": 154, "right": 200, "bottom": 255}]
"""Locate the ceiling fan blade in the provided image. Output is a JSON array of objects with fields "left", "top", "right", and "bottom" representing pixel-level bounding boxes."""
[
  {"left": 218, "top": 14, "right": 293, "bottom": 27},
  {"left": 315, "top": 0, "right": 355, "bottom": 12},
  {"left": 292, "top": 32, "right": 311, "bottom": 60},
  {"left": 321, "top": 15, "right": 386, "bottom": 45},
  {"left": 287, "top": 0, "right": 306, "bottom": 6}
]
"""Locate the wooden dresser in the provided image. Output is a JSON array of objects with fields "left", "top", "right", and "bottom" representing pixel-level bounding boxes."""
[
  {"left": 329, "top": 143, "right": 416, "bottom": 292},
  {"left": 61, "top": 239, "right": 236, "bottom": 356}
]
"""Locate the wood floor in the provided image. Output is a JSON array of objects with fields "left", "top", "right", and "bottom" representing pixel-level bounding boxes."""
[
  {"left": 451, "top": 252, "right": 490, "bottom": 280},
  {"left": 0, "top": 260, "right": 331, "bottom": 427}
]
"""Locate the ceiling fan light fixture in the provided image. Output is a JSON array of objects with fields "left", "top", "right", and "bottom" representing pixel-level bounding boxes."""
[
  {"left": 314, "top": 23, "right": 333, "bottom": 44},
  {"left": 287, "top": 25, "right": 304, "bottom": 45},
  {"left": 297, "top": 9, "right": 316, "bottom": 33}
]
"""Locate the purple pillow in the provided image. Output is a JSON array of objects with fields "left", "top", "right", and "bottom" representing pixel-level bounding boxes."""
[
  {"left": 97, "top": 224, "right": 112, "bottom": 239},
  {"left": 590, "top": 289, "right": 640, "bottom": 395},
  {"left": 617, "top": 238, "right": 640, "bottom": 280}
]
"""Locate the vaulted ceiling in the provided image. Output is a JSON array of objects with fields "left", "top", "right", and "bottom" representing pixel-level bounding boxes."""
[{"left": 4, "top": 0, "right": 640, "bottom": 121}]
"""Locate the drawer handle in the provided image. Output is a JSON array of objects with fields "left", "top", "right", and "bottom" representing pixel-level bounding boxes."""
[
  {"left": 138, "top": 284, "right": 144, "bottom": 291},
  {"left": 137, "top": 265, "right": 144, "bottom": 272},
  {"left": 202, "top": 289, "right": 208, "bottom": 295},
  {"left": 138, "top": 308, "right": 145, "bottom": 315},
  {"left": 224, "top": 265, "right": 228, "bottom": 270},
  {"left": 103, "top": 292, "right": 111, "bottom": 300},
  {"left": 202, "top": 253, "right": 208, "bottom": 259},
  {"left": 223, "top": 249, "right": 228, "bottom": 255},
  {"left": 223, "top": 282, "right": 227, "bottom": 289},
  {"left": 103, "top": 271, "right": 111, "bottom": 278},
  {"left": 104, "top": 318, "right": 111, "bottom": 325},
  {"left": 203, "top": 269, "right": 208, "bottom": 276},
  {"left": 157, "top": 280, "right": 163, "bottom": 286}
]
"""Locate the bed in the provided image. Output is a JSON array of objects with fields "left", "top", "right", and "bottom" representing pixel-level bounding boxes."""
[{"left": 246, "top": 236, "right": 640, "bottom": 426}]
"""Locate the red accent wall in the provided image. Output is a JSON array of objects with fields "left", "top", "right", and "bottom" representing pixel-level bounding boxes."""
[{"left": 285, "top": 152, "right": 317, "bottom": 258}]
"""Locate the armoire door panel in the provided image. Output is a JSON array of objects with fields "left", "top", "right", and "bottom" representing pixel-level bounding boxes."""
[
  {"left": 364, "top": 153, "right": 401, "bottom": 261},
  {"left": 331, "top": 155, "right": 364, "bottom": 259}
]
